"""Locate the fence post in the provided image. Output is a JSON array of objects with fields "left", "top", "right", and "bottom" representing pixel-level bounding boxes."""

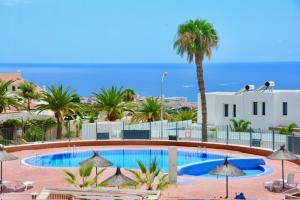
[
  {"left": 272, "top": 130, "right": 275, "bottom": 150},
  {"left": 95, "top": 121, "right": 98, "bottom": 133},
  {"left": 68, "top": 120, "right": 71, "bottom": 142},
  {"left": 122, "top": 122, "right": 125, "bottom": 140},
  {"left": 176, "top": 122, "right": 178, "bottom": 141},
  {"left": 149, "top": 122, "right": 152, "bottom": 140},
  {"left": 226, "top": 125, "right": 229, "bottom": 144},
  {"left": 249, "top": 129, "right": 253, "bottom": 147},
  {"left": 42, "top": 126, "right": 45, "bottom": 143}
]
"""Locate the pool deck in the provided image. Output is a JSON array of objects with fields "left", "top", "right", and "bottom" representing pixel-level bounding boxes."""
[{"left": 1, "top": 145, "right": 300, "bottom": 200}]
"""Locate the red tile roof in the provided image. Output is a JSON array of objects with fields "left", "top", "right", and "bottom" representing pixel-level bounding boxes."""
[
  {"left": 0, "top": 71, "right": 43, "bottom": 93},
  {"left": 0, "top": 72, "right": 24, "bottom": 85}
]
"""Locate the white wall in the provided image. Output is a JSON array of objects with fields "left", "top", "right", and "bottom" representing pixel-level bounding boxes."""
[
  {"left": 198, "top": 90, "right": 300, "bottom": 130},
  {"left": 82, "top": 121, "right": 123, "bottom": 140},
  {"left": 0, "top": 111, "right": 54, "bottom": 121}
]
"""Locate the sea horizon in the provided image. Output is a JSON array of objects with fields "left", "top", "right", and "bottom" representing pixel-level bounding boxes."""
[{"left": 1, "top": 61, "right": 300, "bottom": 102}]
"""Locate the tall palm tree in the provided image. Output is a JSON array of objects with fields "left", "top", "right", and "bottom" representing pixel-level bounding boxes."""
[
  {"left": 18, "top": 81, "right": 40, "bottom": 111},
  {"left": 37, "top": 85, "right": 81, "bottom": 139},
  {"left": 94, "top": 86, "right": 132, "bottom": 121},
  {"left": 230, "top": 119, "right": 251, "bottom": 132},
  {"left": 128, "top": 158, "right": 169, "bottom": 190},
  {"left": 174, "top": 19, "right": 218, "bottom": 142},
  {"left": 132, "top": 98, "right": 162, "bottom": 122},
  {"left": 122, "top": 88, "right": 136, "bottom": 102},
  {"left": 0, "top": 80, "right": 20, "bottom": 113}
]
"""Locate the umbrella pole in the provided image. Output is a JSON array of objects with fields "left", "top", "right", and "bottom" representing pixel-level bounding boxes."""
[
  {"left": 95, "top": 167, "right": 98, "bottom": 186},
  {"left": 1, "top": 161, "right": 2, "bottom": 192},
  {"left": 282, "top": 160, "right": 285, "bottom": 191},
  {"left": 225, "top": 176, "right": 228, "bottom": 199}
]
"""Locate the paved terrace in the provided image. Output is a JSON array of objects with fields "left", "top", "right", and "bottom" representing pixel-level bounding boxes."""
[{"left": 0, "top": 141, "right": 300, "bottom": 200}]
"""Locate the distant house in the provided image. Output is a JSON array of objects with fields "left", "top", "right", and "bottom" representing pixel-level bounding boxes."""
[
  {"left": 198, "top": 82, "right": 300, "bottom": 130},
  {"left": 0, "top": 70, "right": 43, "bottom": 94},
  {"left": 0, "top": 70, "right": 51, "bottom": 117}
]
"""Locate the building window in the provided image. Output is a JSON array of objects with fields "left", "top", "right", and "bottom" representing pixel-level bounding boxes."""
[
  {"left": 262, "top": 102, "right": 266, "bottom": 116},
  {"left": 224, "top": 104, "right": 229, "bottom": 117},
  {"left": 283, "top": 102, "right": 288, "bottom": 116},
  {"left": 253, "top": 102, "right": 258, "bottom": 115},
  {"left": 233, "top": 104, "right": 236, "bottom": 117},
  {"left": 12, "top": 86, "right": 16, "bottom": 91}
]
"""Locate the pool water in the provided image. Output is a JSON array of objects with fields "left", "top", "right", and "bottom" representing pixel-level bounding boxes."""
[
  {"left": 23, "top": 149, "right": 269, "bottom": 177},
  {"left": 24, "top": 149, "right": 226, "bottom": 171}
]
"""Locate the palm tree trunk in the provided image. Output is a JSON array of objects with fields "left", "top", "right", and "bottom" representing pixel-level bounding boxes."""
[
  {"left": 27, "top": 98, "right": 31, "bottom": 111},
  {"left": 195, "top": 54, "right": 208, "bottom": 142},
  {"left": 56, "top": 114, "right": 63, "bottom": 139}
]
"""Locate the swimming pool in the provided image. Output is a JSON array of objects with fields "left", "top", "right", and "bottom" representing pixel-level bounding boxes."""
[{"left": 23, "top": 149, "right": 269, "bottom": 177}]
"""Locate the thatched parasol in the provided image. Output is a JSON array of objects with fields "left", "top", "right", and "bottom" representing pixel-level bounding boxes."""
[
  {"left": 268, "top": 145, "right": 299, "bottom": 190},
  {"left": 0, "top": 144, "right": 17, "bottom": 192},
  {"left": 101, "top": 167, "right": 136, "bottom": 188},
  {"left": 80, "top": 151, "right": 113, "bottom": 185},
  {"left": 209, "top": 157, "right": 245, "bottom": 199}
]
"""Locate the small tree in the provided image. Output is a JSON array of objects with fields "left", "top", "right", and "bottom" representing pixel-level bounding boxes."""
[
  {"left": 18, "top": 81, "right": 40, "bottom": 111},
  {"left": 128, "top": 158, "right": 169, "bottom": 190},
  {"left": 230, "top": 119, "right": 251, "bottom": 132},
  {"left": 122, "top": 89, "right": 136, "bottom": 102},
  {"left": 0, "top": 80, "right": 20, "bottom": 113},
  {"left": 280, "top": 123, "right": 297, "bottom": 135},
  {"left": 94, "top": 86, "right": 132, "bottom": 121},
  {"left": 173, "top": 110, "right": 197, "bottom": 122},
  {"left": 132, "top": 98, "right": 162, "bottom": 122},
  {"left": 37, "top": 85, "right": 81, "bottom": 139},
  {"left": 64, "top": 164, "right": 105, "bottom": 188}
]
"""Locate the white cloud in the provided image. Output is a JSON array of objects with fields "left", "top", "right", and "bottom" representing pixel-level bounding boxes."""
[{"left": 0, "top": 0, "right": 31, "bottom": 6}]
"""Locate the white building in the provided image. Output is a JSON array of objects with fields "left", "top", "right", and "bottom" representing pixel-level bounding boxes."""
[{"left": 198, "top": 83, "right": 300, "bottom": 130}]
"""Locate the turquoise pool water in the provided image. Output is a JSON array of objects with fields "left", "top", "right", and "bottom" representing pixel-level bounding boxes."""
[
  {"left": 23, "top": 149, "right": 268, "bottom": 177},
  {"left": 24, "top": 149, "right": 225, "bottom": 171}
]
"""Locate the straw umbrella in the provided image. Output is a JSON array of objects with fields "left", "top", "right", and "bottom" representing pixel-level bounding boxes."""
[
  {"left": 209, "top": 157, "right": 245, "bottom": 199},
  {"left": 101, "top": 167, "right": 136, "bottom": 188},
  {"left": 0, "top": 144, "right": 17, "bottom": 192},
  {"left": 80, "top": 151, "right": 113, "bottom": 185},
  {"left": 268, "top": 145, "right": 299, "bottom": 190}
]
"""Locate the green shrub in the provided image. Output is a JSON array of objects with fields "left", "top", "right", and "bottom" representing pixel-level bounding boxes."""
[
  {"left": 24, "top": 126, "right": 43, "bottom": 142},
  {"left": 64, "top": 131, "right": 76, "bottom": 139},
  {"left": 230, "top": 119, "right": 251, "bottom": 132},
  {"left": 279, "top": 123, "right": 297, "bottom": 135}
]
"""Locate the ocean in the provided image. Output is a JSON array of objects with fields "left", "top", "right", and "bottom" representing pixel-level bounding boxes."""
[{"left": 0, "top": 62, "right": 300, "bottom": 102}]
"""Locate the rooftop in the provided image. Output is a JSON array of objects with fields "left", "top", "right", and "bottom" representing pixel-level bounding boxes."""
[
  {"left": 0, "top": 71, "right": 24, "bottom": 85},
  {"left": 207, "top": 90, "right": 300, "bottom": 95}
]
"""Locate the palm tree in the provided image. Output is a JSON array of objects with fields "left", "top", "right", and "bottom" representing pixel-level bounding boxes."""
[
  {"left": 18, "top": 81, "right": 40, "bottom": 111},
  {"left": 132, "top": 98, "right": 162, "bottom": 122},
  {"left": 173, "top": 110, "right": 197, "bottom": 122},
  {"left": 37, "top": 85, "right": 81, "bottom": 139},
  {"left": 230, "top": 119, "right": 251, "bottom": 132},
  {"left": 0, "top": 80, "right": 20, "bottom": 113},
  {"left": 94, "top": 86, "right": 132, "bottom": 121},
  {"left": 84, "top": 104, "right": 99, "bottom": 123},
  {"left": 64, "top": 164, "right": 105, "bottom": 188},
  {"left": 128, "top": 158, "right": 169, "bottom": 190},
  {"left": 122, "top": 88, "right": 136, "bottom": 102},
  {"left": 174, "top": 19, "right": 218, "bottom": 142},
  {"left": 280, "top": 123, "right": 297, "bottom": 135}
]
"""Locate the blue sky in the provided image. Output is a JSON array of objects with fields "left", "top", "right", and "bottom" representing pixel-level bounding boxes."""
[{"left": 0, "top": 0, "right": 299, "bottom": 63}]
